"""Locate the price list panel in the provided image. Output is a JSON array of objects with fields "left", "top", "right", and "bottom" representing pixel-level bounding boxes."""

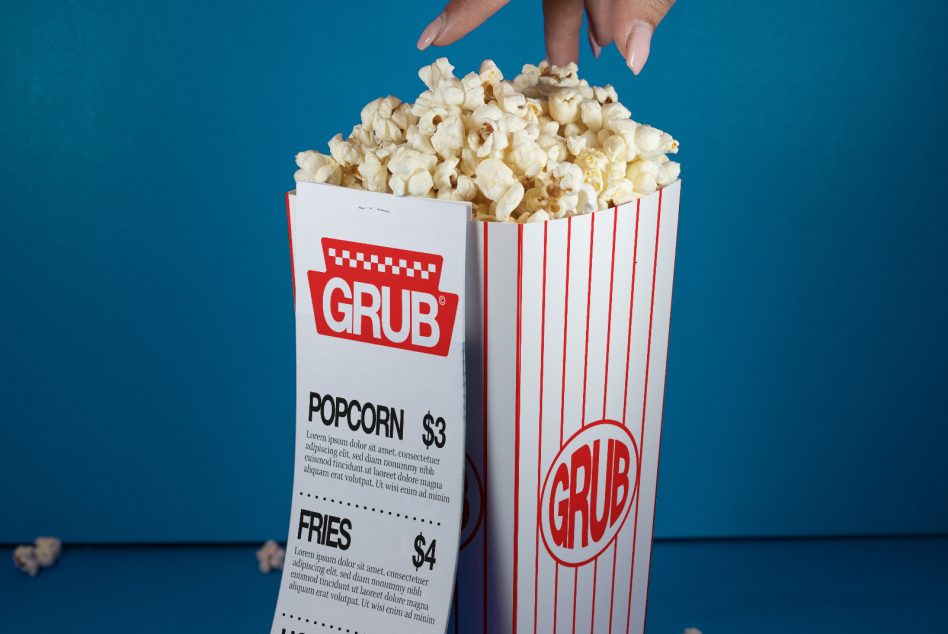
[{"left": 272, "top": 183, "right": 468, "bottom": 634}]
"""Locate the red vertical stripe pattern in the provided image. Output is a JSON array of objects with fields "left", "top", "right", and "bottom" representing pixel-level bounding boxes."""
[
  {"left": 285, "top": 191, "right": 296, "bottom": 307},
  {"left": 469, "top": 180, "right": 679, "bottom": 634},
  {"left": 534, "top": 224, "right": 549, "bottom": 633},
  {"left": 482, "top": 223, "right": 489, "bottom": 634},
  {"left": 513, "top": 225, "right": 524, "bottom": 634}
]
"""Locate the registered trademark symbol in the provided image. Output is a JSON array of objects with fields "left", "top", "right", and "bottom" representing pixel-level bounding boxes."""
[{"left": 439, "top": 295, "right": 446, "bottom": 306}]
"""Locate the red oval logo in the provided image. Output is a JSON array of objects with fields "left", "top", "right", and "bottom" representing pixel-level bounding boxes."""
[
  {"left": 460, "top": 453, "right": 484, "bottom": 550},
  {"left": 539, "top": 421, "right": 639, "bottom": 566}
]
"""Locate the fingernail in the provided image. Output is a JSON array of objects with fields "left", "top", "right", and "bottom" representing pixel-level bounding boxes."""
[
  {"left": 417, "top": 13, "right": 446, "bottom": 51},
  {"left": 588, "top": 28, "right": 601, "bottom": 59},
  {"left": 626, "top": 21, "right": 653, "bottom": 75}
]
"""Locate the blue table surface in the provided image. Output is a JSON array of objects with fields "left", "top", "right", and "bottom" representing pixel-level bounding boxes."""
[{"left": 2, "top": 536, "right": 946, "bottom": 633}]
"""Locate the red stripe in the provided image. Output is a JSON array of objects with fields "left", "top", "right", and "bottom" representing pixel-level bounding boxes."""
[
  {"left": 625, "top": 484, "right": 641, "bottom": 634},
  {"left": 534, "top": 224, "right": 549, "bottom": 633},
  {"left": 621, "top": 201, "right": 641, "bottom": 427},
  {"left": 513, "top": 225, "right": 524, "bottom": 634},
  {"left": 626, "top": 198, "right": 663, "bottom": 634},
  {"left": 575, "top": 214, "right": 596, "bottom": 633},
  {"left": 590, "top": 559, "right": 599, "bottom": 633},
  {"left": 608, "top": 541, "right": 618, "bottom": 633},
  {"left": 561, "top": 217, "right": 572, "bottom": 448},
  {"left": 602, "top": 208, "right": 619, "bottom": 418},
  {"left": 482, "top": 223, "right": 489, "bottom": 634},
  {"left": 641, "top": 189, "right": 673, "bottom": 634},
  {"left": 554, "top": 218, "right": 572, "bottom": 634},
  {"left": 580, "top": 214, "right": 596, "bottom": 427},
  {"left": 622, "top": 201, "right": 641, "bottom": 634},
  {"left": 285, "top": 191, "right": 296, "bottom": 307},
  {"left": 554, "top": 565, "right": 561, "bottom": 634},
  {"left": 594, "top": 210, "right": 619, "bottom": 634},
  {"left": 611, "top": 201, "right": 637, "bottom": 634}
]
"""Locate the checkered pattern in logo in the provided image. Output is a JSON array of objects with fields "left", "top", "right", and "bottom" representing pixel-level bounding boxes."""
[
  {"left": 320, "top": 238, "right": 444, "bottom": 292},
  {"left": 327, "top": 247, "right": 438, "bottom": 280}
]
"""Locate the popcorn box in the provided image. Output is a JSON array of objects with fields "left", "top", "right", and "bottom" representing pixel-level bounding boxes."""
[
  {"left": 453, "top": 179, "right": 681, "bottom": 634},
  {"left": 281, "top": 178, "right": 681, "bottom": 634}
]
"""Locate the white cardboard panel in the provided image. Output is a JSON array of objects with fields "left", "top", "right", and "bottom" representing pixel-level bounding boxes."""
[
  {"left": 483, "top": 223, "right": 520, "bottom": 634},
  {"left": 454, "top": 180, "right": 681, "bottom": 634},
  {"left": 275, "top": 182, "right": 469, "bottom": 634}
]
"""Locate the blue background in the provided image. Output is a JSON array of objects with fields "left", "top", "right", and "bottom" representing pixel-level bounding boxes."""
[{"left": 1, "top": 0, "right": 946, "bottom": 543}]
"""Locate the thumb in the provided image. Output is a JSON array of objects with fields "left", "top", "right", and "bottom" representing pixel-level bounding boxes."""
[
  {"left": 417, "top": 0, "right": 512, "bottom": 50},
  {"left": 613, "top": 0, "right": 676, "bottom": 75}
]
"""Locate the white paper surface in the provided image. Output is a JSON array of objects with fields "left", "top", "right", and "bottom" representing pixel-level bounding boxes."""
[
  {"left": 453, "top": 181, "right": 681, "bottom": 634},
  {"left": 272, "top": 182, "right": 469, "bottom": 634}
]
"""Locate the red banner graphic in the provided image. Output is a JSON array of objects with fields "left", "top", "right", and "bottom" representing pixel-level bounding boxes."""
[{"left": 308, "top": 238, "right": 459, "bottom": 357}]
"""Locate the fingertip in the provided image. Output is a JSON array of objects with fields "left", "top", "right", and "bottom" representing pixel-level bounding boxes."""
[
  {"left": 625, "top": 21, "right": 652, "bottom": 75},
  {"left": 588, "top": 27, "right": 601, "bottom": 59},
  {"left": 417, "top": 13, "right": 446, "bottom": 51}
]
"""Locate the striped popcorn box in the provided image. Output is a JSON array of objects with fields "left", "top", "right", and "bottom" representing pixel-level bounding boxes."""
[{"left": 453, "top": 179, "right": 682, "bottom": 634}]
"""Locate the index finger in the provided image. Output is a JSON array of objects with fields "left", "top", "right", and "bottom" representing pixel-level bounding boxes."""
[
  {"left": 543, "top": 0, "right": 585, "bottom": 66},
  {"left": 418, "top": 0, "right": 512, "bottom": 50}
]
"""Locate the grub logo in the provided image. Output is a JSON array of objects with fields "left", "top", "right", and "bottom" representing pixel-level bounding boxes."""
[
  {"left": 308, "top": 238, "right": 459, "bottom": 357},
  {"left": 539, "top": 421, "right": 639, "bottom": 566}
]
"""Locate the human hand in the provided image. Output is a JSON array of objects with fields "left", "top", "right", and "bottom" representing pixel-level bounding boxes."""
[{"left": 416, "top": 0, "right": 675, "bottom": 75}]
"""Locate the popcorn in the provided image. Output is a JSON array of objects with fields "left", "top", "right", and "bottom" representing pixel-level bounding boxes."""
[
  {"left": 576, "top": 183, "right": 598, "bottom": 215},
  {"left": 467, "top": 104, "right": 507, "bottom": 157},
  {"left": 626, "top": 159, "right": 662, "bottom": 196},
  {"left": 361, "top": 96, "right": 407, "bottom": 144},
  {"left": 13, "top": 536, "right": 62, "bottom": 577},
  {"left": 478, "top": 60, "right": 504, "bottom": 93},
  {"left": 328, "top": 133, "right": 364, "bottom": 169},
  {"left": 580, "top": 100, "right": 603, "bottom": 132},
  {"left": 33, "top": 537, "right": 61, "bottom": 568},
  {"left": 256, "top": 540, "right": 286, "bottom": 573},
  {"left": 548, "top": 88, "right": 584, "bottom": 125},
  {"left": 360, "top": 151, "right": 389, "bottom": 193},
  {"left": 493, "top": 82, "right": 527, "bottom": 116},
  {"left": 475, "top": 158, "right": 525, "bottom": 221},
  {"left": 459, "top": 72, "right": 487, "bottom": 111},
  {"left": 388, "top": 146, "right": 437, "bottom": 196},
  {"left": 433, "top": 158, "right": 477, "bottom": 201},
  {"left": 594, "top": 84, "right": 618, "bottom": 104},
  {"left": 294, "top": 150, "right": 343, "bottom": 186},
  {"left": 430, "top": 114, "right": 466, "bottom": 159},
  {"left": 511, "top": 63, "right": 542, "bottom": 93},
  {"left": 419, "top": 57, "right": 456, "bottom": 91},
  {"left": 634, "top": 124, "right": 679, "bottom": 160},
  {"left": 293, "top": 58, "right": 680, "bottom": 222},
  {"left": 13, "top": 545, "right": 39, "bottom": 576},
  {"left": 658, "top": 155, "right": 682, "bottom": 186},
  {"left": 508, "top": 126, "right": 548, "bottom": 177}
]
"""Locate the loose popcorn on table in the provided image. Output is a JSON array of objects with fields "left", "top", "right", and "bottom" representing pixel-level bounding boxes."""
[
  {"left": 12, "top": 536, "right": 62, "bottom": 576},
  {"left": 33, "top": 536, "right": 61, "bottom": 568},
  {"left": 256, "top": 540, "right": 286, "bottom": 573},
  {"left": 13, "top": 545, "right": 39, "bottom": 576},
  {"left": 294, "top": 58, "right": 680, "bottom": 223}
]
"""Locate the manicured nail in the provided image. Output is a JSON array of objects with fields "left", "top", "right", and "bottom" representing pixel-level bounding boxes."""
[
  {"left": 626, "top": 21, "right": 653, "bottom": 75},
  {"left": 588, "top": 28, "right": 601, "bottom": 59},
  {"left": 417, "top": 13, "right": 446, "bottom": 51}
]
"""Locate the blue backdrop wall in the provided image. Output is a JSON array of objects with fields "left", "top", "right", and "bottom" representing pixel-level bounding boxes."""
[{"left": 2, "top": 0, "right": 946, "bottom": 543}]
